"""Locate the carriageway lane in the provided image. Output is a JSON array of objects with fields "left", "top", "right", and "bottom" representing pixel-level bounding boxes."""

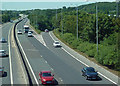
[
  {"left": 31, "top": 31, "right": 114, "bottom": 85},
  {"left": 16, "top": 19, "right": 63, "bottom": 84},
  {"left": 17, "top": 18, "right": 116, "bottom": 85},
  {"left": 0, "top": 22, "right": 13, "bottom": 85}
]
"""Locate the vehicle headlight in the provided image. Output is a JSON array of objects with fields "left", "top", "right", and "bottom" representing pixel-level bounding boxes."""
[
  {"left": 43, "top": 79, "right": 46, "bottom": 81},
  {"left": 87, "top": 75, "right": 91, "bottom": 77}
]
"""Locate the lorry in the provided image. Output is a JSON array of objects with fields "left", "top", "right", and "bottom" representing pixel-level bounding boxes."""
[{"left": 24, "top": 25, "right": 29, "bottom": 33}]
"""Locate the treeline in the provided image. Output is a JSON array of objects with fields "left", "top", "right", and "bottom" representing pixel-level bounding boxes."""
[
  {"left": 1, "top": 10, "right": 20, "bottom": 23},
  {"left": 28, "top": 2, "right": 120, "bottom": 71}
]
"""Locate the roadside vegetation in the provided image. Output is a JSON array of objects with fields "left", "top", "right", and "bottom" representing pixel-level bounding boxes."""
[
  {"left": 2, "top": 10, "right": 20, "bottom": 23},
  {"left": 27, "top": 2, "right": 120, "bottom": 74}
]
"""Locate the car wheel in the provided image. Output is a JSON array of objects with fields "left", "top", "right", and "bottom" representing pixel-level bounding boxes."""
[
  {"left": 82, "top": 73, "right": 84, "bottom": 76},
  {"left": 86, "top": 76, "right": 88, "bottom": 80}
]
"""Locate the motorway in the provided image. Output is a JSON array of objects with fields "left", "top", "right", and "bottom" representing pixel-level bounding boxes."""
[
  {"left": 0, "top": 20, "right": 28, "bottom": 85},
  {"left": 0, "top": 22, "right": 13, "bottom": 85},
  {"left": 16, "top": 18, "right": 116, "bottom": 85}
]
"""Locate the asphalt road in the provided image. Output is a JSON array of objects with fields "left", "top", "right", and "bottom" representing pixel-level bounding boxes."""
[
  {"left": 17, "top": 19, "right": 63, "bottom": 84},
  {"left": 0, "top": 20, "right": 27, "bottom": 85},
  {"left": 17, "top": 18, "right": 116, "bottom": 85},
  {"left": 0, "top": 22, "right": 13, "bottom": 85},
  {"left": 41, "top": 32, "right": 115, "bottom": 85}
]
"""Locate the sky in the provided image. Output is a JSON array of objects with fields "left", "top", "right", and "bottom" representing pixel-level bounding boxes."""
[
  {"left": 1, "top": 0, "right": 116, "bottom": 2},
  {"left": 1, "top": 0, "right": 116, "bottom": 10}
]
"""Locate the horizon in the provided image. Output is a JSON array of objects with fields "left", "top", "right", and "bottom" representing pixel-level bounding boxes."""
[{"left": 1, "top": 1, "right": 116, "bottom": 11}]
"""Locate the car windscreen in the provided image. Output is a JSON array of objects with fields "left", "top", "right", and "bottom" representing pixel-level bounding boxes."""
[
  {"left": 1, "top": 38, "right": 5, "bottom": 40},
  {"left": 55, "top": 42, "right": 59, "bottom": 44},
  {"left": 87, "top": 68, "right": 95, "bottom": 72},
  {"left": 0, "top": 51, "right": 5, "bottom": 53},
  {"left": 42, "top": 73, "right": 52, "bottom": 77}
]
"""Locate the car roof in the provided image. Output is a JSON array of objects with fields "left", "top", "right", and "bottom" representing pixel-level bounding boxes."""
[
  {"left": 0, "top": 50, "right": 5, "bottom": 52},
  {"left": 40, "top": 70, "right": 51, "bottom": 73},
  {"left": 0, "top": 69, "right": 3, "bottom": 71},
  {"left": 54, "top": 41, "right": 59, "bottom": 42},
  {"left": 24, "top": 25, "right": 29, "bottom": 27},
  {"left": 0, "top": 67, "right": 4, "bottom": 71},
  {"left": 85, "top": 67, "right": 94, "bottom": 70}
]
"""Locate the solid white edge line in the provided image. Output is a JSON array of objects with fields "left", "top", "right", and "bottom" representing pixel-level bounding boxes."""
[
  {"left": 16, "top": 25, "right": 39, "bottom": 85},
  {"left": 61, "top": 47, "right": 89, "bottom": 67},
  {"left": 8, "top": 25, "right": 13, "bottom": 85},
  {"left": 49, "top": 31, "right": 118, "bottom": 85},
  {"left": 49, "top": 32, "right": 55, "bottom": 42}
]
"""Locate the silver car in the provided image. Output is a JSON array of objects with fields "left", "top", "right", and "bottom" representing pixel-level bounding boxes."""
[
  {"left": 0, "top": 66, "right": 4, "bottom": 77},
  {"left": 28, "top": 31, "right": 32, "bottom": 37},
  {"left": 0, "top": 50, "right": 7, "bottom": 57},
  {"left": 53, "top": 41, "right": 61, "bottom": 47},
  {"left": 17, "top": 30, "right": 22, "bottom": 34}
]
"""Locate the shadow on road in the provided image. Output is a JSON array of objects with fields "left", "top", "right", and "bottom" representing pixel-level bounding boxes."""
[
  {"left": 88, "top": 76, "right": 102, "bottom": 81},
  {"left": 0, "top": 55, "right": 9, "bottom": 58}
]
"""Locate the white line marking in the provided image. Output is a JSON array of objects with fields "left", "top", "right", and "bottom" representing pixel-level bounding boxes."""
[
  {"left": 51, "top": 68, "right": 54, "bottom": 71},
  {"left": 98, "top": 72, "right": 117, "bottom": 85},
  {"left": 62, "top": 47, "right": 89, "bottom": 67},
  {"left": 16, "top": 26, "right": 39, "bottom": 85},
  {"left": 41, "top": 34, "right": 47, "bottom": 47},
  {"left": 8, "top": 25, "right": 14, "bottom": 84},
  {"left": 59, "top": 78, "right": 63, "bottom": 82},
  {"left": 45, "top": 61, "right": 47, "bottom": 63},
  {"left": 49, "top": 31, "right": 118, "bottom": 85},
  {"left": 49, "top": 32, "right": 55, "bottom": 41}
]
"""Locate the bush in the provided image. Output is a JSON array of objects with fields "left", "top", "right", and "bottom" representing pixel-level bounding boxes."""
[
  {"left": 61, "top": 33, "right": 75, "bottom": 45},
  {"left": 71, "top": 39, "right": 82, "bottom": 49},
  {"left": 77, "top": 42, "right": 89, "bottom": 53},
  {"left": 95, "top": 45, "right": 119, "bottom": 70},
  {"left": 86, "top": 47, "right": 96, "bottom": 57}
]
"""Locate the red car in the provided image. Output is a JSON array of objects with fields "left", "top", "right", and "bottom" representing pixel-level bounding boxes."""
[{"left": 39, "top": 70, "right": 55, "bottom": 85}]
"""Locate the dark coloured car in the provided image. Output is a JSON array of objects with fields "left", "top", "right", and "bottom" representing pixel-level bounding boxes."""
[
  {"left": 81, "top": 67, "right": 98, "bottom": 80},
  {"left": 0, "top": 37, "right": 7, "bottom": 43},
  {"left": 39, "top": 70, "right": 55, "bottom": 85}
]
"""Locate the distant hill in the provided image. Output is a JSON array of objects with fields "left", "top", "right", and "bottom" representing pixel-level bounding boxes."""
[{"left": 67, "top": 2, "right": 119, "bottom": 15}]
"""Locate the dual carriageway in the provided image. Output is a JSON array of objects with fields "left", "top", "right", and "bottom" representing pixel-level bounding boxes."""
[{"left": 0, "top": 18, "right": 119, "bottom": 85}]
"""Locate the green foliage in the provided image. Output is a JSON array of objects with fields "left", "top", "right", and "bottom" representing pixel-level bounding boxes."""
[
  {"left": 77, "top": 42, "right": 96, "bottom": 57},
  {"left": 2, "top": 10, "right": 20, "bottom": 23},
  {"left": 71, "top": 39, "right": 82, "bottom": 49},
  {"left": 27, "top": 2, "right": 120, "bottom": 71},
  {"left": 95, "top": 45, "right": 119, "bottom": 70},
  {"left": 100, "top": 32, "right": 117, "bottom": 45},
  {"left": 61, "top": 33, "right": 75, "bottom": 45}
]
